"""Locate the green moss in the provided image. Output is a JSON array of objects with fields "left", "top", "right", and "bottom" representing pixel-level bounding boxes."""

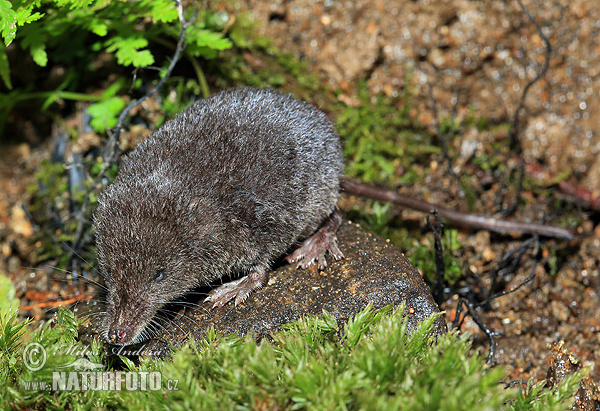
[
  {"left": 336, "top": 82, "right": 436, "bottom": 185},
  {"left": 406, "top": 228, "right": 464, "bottom": 285},
  {"left": 210, "top": 47, "right": 321, "bottom": 95},
  {"left": 0, "top": 305, "right": 584, "bottom": 410}
]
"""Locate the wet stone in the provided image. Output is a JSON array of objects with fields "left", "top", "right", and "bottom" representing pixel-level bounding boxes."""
[{"left": 77, "top": 221, "right": 446, "bottom": 355}]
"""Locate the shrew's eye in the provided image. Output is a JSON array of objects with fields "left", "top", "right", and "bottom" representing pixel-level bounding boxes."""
[{"left": 154, "top": 269, "right": 165, "bottom": 282}]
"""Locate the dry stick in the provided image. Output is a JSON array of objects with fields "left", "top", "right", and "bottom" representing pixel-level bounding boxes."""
[
  {"left": 500, "top": 0, "right": 552, "bottom": 216},
  {"left": 424, "top": 203, "right": 541, "bottom": 364},
  {"left": 341, "top": 178, "right": 573, "bottom": 240},
  {"left": 526, "top": 160, "right": 600, "bottom": 211},
  {"left": 496, "top": 161, "right": 525, "bottom": 217},
  {"left": 453, "top": 233, "right": 539, "bottom": 363},
  {"left": 19, "top": 295, "right": 93, "bottom": 311},
  {"left": 510, "top": 0, "right": 552, "bottom": 148},
  {"left": 483, "top": 236, "right": 540, "bottom": 305},
  {"left": 484, "top": 237, "right": 535, "bottom": 304},
  {"left": 478, "top": 238, "right": 540, "bottom": 364},
  {"left": 454, "top": 297, "right": 501, "bottom": 364},
  {"left": 430, "top": 2, "right": 553, "bottom": 365},
  {"left": 67, "top": 0, "right": 191, "bottom": 267}
]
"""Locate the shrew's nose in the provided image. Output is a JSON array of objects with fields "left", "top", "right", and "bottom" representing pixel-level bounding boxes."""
[{"left": 108, "top": 325, "right": 133, "bottom": 345}]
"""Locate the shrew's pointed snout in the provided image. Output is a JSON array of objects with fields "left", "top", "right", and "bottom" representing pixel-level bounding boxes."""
[{"left": 108, "top": 324, "right": 136, "bottom": 345}]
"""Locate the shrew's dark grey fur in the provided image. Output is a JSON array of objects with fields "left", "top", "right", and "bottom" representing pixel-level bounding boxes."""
[{"left": 93, "top": 87, "right": 343, "bottom": 345}]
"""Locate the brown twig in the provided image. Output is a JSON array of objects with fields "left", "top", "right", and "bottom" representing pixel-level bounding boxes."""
[
  {"left": 496, "top": 161, "right": 525, "bottom": 217},
  {"left": 341, "top": 178, "right": 573, "bottom": 240},
  {"left": 19, "top": 295, "right": 93, "bottom": 311}
]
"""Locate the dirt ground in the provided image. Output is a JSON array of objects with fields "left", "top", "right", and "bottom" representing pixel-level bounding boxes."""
[
  {"left": 238, "top": 0, "right": 600, "bottom": 384},
  {"left": 1, "top": 0, "right": 599, "bottom": 400}
]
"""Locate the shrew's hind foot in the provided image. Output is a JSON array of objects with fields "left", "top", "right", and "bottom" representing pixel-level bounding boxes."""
[
  {"left": 205, "top": 266, "right": 269, "bottom": 308},
  {"left": 286, "top": 209, "right": 344, "bottom": 270}
]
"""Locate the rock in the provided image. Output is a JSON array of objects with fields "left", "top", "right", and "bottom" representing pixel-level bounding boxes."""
[{"left": 77, "top": 221, "right": 446, "bottom": 354}]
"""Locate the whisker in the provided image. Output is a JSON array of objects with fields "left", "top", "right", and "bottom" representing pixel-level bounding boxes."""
[
  {"left": 144, "top": 322, "right": 159, "bottom": 339},
  {"left": 168, "top": 297, "right": 211, "bottom": 314},
  {"left": 153, "top": 313, "right": 183, "bottom": 335},
  {"left": 46, "top": 267, "right": 109, "bottom": 293},
  {"left": 77, "top": 311, "right": 107, "bottom": 321},
  {"left": 156, "top": 307, "right": 203, "bottom": 329},
  {"left": 60, "top": 240, "right": 92, "bottom": 266},
  {"left": 153, "top": 313, "right": 193, "bottom": 342},
  {"left": 181, "top": 291, "right": 210, "bottom": 296},
  {"left": 148, "top": 318, "right": 169, "bottom": 340}
]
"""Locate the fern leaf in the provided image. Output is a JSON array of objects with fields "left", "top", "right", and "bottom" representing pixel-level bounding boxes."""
[
  {"left": 105, "top": 36, "right": 155, "bottom": 67},
  {"left": 0, "top": 0, "right": 17, "bottom": 46}
]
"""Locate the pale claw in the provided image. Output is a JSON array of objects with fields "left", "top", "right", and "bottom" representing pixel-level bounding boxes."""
[
  {"left": 205, "top": 266, "right": 268, "bottom": 308},
  {"left": 286, "top": 209, "right": 344, "bottom": 270}
]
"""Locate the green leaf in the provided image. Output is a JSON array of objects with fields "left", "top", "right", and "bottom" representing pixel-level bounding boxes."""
[
  {"left": 15, "top": 8, "right": 43, "bottom": 25},
  {"left": 105, "top": 36, "right": 154, "bottom": 67},
  {"left": 88, "top": 19, "right": 108, "bottom": 36},
  {"left": 145, "top": 0, "right": 178, "bottom": 23},
  {"left": 88, "top": 96, "right": 126, "bottom": 132},
  {"left": 0, "top": 2, "right": 43, "bottom": 46},
  {"left": 0, "top": 0, "right": 17, "bottom": 46},
  {"left": 20, "top": 27, "right": 48, "bottom": 67},
  {"left": 188, "top": 29, "right": 232, "bottom": 54},
  {"left": 101, "top": 78, "right": 126, "bottom": 98},
  {"left": 0, "top": 45, "right": 11, "bottom": 89},
  {"left": 54, "top": 0, "right": 94, "bottom": 8}
]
